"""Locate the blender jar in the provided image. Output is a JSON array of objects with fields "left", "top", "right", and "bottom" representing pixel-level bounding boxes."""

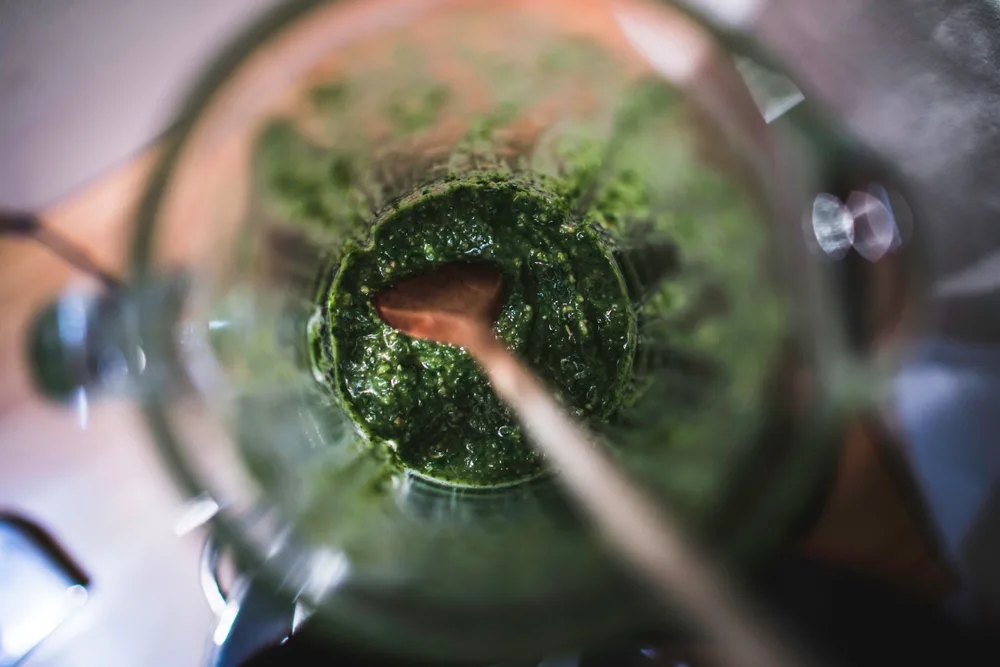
[{"left": 26, "top": 0, "right": 868, "bottom": 661}]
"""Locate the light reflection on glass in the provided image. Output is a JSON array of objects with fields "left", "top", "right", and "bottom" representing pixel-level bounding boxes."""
[
  {"left": 848, "top": 190, "right": 897, "bottom": 262},
  {"left": 809, "top": 186, "right": 910, "bottom": 262},
  {"left": 811, "top": 193, "right": 854, "bottom": 260},
  {"left": 174, "top": 493, "right": 221, "bottom": 536},
  {"left": 614, "top": 6, "right": 710, "bottom": 84},
  {"left": 73, "top": 387, "right": 89, "bottom": 431},
  {"left": 212, "top": 596, "right": 241, "bottom": 646},
  {"left": 868, "top": 184, "right": 905, "bottom": 252},
  {"left": 295, "top": 549, "right": 350, "bottom": 605},
  {"left": 55, "top": 294, "right": 87, "bottom": 349}
]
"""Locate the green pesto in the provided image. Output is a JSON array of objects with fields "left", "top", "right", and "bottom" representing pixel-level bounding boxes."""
[
  {"left": 385, "top": 83, "right": 451, "bottom": 135},
  {"left": 320, "top": 174, "right": 636, "bottom": 486},
  {"left": 254, "top": 52, "right": 787, "bottom": 526}
]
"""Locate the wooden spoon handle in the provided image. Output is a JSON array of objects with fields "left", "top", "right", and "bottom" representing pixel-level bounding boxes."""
[{"left": 470, "top": 331, "right": 808, "bottom": 667}]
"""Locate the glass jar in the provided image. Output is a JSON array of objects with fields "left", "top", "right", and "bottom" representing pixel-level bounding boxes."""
[{"left": 27, "top": 0, "right": 883, "bottom": 662}]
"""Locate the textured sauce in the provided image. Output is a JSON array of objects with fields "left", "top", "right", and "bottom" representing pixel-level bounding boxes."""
[{"left": 317, "top": 173, "right": 636, "bottom": 486}]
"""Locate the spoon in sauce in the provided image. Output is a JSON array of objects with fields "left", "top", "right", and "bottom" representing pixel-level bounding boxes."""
[{"left": 374, "top": 262, "right": 805, "bottom": 667}]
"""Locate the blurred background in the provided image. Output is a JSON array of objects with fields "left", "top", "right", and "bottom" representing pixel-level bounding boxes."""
[{"left": 3, "top": 1, "right": 1000, "bottom": 666}]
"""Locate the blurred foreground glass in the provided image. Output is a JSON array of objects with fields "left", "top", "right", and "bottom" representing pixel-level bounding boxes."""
[{"left": 32, "top": 0, "right": 858, "bottom": 661}]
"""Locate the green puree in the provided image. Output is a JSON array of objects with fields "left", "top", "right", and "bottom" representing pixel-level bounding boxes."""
[{"left": 321, "top": 174, "right": 636, "bottom": 487}]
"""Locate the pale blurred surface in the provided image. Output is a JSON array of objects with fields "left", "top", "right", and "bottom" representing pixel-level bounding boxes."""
[{"left": 0, "top": 0, "right": 281, "bottom": 211}]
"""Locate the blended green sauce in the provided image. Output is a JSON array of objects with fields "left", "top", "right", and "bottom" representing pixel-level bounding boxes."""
[
  {"left": 246, "top": 19, "right": 788, "bottom": 531},
  {"left": 318, "top": 174, "right": 636, "bottom": 486},
  {"left": 237, "top": 23, "right": 793, "bottom": 603}
]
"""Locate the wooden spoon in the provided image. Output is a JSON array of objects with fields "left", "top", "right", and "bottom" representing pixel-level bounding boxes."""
[{"left": 374, "top": 262, "right": 807, "bottom": 667}]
